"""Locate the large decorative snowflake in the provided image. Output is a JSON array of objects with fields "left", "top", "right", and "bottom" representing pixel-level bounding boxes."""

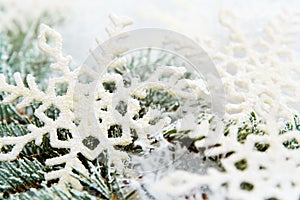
[
  {"left": 139, "top": 9, "right": 300, "bottom": 200},
  {"left": 0, "top": 13, "right": 210, "bottom": 189},
  {"left": 0, "top": 7, "right": 299, "bottom": 200}
]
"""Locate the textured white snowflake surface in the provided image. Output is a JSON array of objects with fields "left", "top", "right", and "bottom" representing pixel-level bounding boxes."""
[
  {"left": 0, "top": 13, "right": 212, "bottom": 190},
  {"left": 0, "top": 7, "right": 299, "bottom": 200},
  {"left": 138, "top": 9, "right": 300, "bottom": 200},
  {"left": 0, "top": 14, "right": 135, "bottom": 188}
]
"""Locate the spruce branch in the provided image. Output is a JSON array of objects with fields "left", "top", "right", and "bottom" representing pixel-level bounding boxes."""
[
  {"left": 0, "top": 157, "right": 45, "bottom": 198},
  {"left": 72, "top": 155, "right": 136, "bottom": 200},
  {"left": 9, "top": 184, "right": 98, "bottom": 200}
]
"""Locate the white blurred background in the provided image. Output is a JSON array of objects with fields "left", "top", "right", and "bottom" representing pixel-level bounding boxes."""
[{"left": 52, "top": 0, "right": 300, "bottom": 65}]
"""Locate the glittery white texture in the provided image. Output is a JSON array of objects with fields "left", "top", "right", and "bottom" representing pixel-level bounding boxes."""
[
  {"left": 0, "top": 14, "right": 135, "bottom": 188},
  {"left": 138, "top": 9, "right": 300, "bottom": 200},
  {"left": 0, "top": 13, "right": 210, "bottom": 190},
  {"left": 0, "top": 4, "right": 299, "bottom": 198},
  {"left": 94, "top": 63, "right": 209, "bottom": 150}
]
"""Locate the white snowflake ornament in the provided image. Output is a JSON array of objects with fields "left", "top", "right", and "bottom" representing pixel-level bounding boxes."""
[{"left": 0, "top": 13, "right": 217, "bottom": 190}]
